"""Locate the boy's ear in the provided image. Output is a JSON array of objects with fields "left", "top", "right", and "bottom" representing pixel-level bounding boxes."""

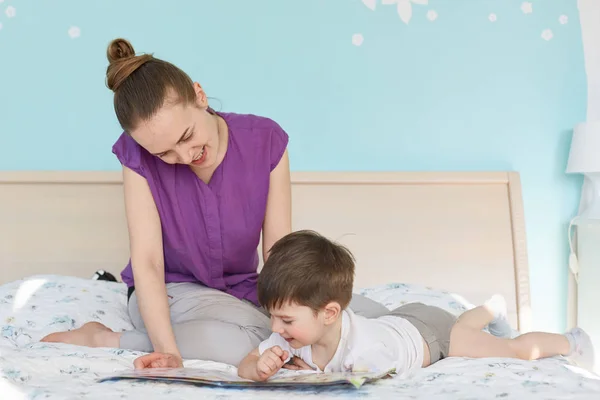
[{"left": 323, "top": 302, "right": 342, "bottom": 325}]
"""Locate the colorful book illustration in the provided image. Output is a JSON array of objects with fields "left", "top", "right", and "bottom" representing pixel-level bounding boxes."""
[{"left": 99, "top": 367, "right": 395, "bottom": 389}]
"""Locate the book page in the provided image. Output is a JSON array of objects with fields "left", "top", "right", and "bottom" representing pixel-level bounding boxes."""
[{"left": 99, "top": 367, "right": 395, "bottom": 389}]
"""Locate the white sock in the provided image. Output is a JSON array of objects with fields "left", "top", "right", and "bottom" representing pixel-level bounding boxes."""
[
  {"left": 564, "top": 327, "right": 595, "bottom": 371},
  {"left": 484, "top": 295, "right": 512, "bottom": 338}
]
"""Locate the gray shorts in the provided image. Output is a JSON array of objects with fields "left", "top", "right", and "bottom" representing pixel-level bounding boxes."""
[{"left": 388, "top": 302, "right": 457, "bottom": 364}]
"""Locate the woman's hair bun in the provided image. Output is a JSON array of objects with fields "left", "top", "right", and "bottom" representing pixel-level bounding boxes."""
[
  {"left": 107, "top": 38, "right": 136, "bottom": 63},
  {"left": 105, "top": 38, "right": 152, "bottom": 92}
]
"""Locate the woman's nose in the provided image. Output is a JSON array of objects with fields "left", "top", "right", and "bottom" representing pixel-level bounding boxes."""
[{"left": 176, "top": 147, "right": 193, "bottom": 164}]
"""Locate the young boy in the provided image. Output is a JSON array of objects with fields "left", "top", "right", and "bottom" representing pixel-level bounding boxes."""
[{"left": 238, "top": 230, "right": 594, "bottom": 381}]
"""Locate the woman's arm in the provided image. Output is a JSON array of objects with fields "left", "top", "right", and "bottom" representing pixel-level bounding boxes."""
[
  {"left": 122, "top": 166, "right": 181, "bottom": 361},
  {"left": 261, "top": 149, "right": 292, "bottom": 262}
]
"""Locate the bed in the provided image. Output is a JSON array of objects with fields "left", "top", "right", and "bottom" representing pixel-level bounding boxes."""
[{"left": 0, "top": 170, "right": 598, "bottom": 399}]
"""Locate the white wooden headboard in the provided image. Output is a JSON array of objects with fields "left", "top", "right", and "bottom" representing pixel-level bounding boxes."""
[{"left": 0, "top": 171, "right": 530, "bottom": 332}]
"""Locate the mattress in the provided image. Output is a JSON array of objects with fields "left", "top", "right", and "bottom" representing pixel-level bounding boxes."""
[{"left": 1, "top": 275, "right": 599, "bottom": 399}]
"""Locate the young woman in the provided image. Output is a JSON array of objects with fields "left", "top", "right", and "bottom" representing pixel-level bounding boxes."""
[{"left": 41, "top": 38, "right": 389, "bottom": 369}]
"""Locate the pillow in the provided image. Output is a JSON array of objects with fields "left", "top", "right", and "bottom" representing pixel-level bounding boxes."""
[{"left": 0, "top": 275, "right": 133, "bottom": 348}]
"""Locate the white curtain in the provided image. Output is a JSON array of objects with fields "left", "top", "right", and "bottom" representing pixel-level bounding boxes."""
[{"left": 568, "top": 0, "right": 600, "bottom": 329}]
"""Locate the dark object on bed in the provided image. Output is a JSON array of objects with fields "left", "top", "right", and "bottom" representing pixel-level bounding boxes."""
[{"left": 91, "top": 270, "right": 119, "bottom": 282}]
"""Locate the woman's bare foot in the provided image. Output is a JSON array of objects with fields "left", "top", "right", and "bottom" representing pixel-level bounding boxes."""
[{"left": 40, "top": 322, "right": 121, "bottom": 348}]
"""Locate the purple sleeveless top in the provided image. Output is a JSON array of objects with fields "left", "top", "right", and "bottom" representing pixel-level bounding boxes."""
[{"left": 111, "top": 112, "right": 289, "bottom": 306}]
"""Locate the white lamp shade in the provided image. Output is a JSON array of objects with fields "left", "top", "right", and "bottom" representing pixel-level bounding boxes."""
[{"left": 566, "top": 121, "right": 600, "bottom": 173}]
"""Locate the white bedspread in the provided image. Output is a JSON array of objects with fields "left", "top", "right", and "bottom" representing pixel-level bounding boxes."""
[{"left": 1, "top": 275, "right": 599, "bottom": 399}]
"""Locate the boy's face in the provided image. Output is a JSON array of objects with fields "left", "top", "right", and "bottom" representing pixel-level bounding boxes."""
[{"left": 269, "top": 303, "right": 329, "bottom": 349}]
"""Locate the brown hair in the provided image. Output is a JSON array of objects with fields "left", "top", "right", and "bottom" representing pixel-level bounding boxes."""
[
  {"left": 257, "top": 230, "right": 355, "bottom": 313},
  {"left": 105, "top": 38, "right": 197, "bottom": 133}
]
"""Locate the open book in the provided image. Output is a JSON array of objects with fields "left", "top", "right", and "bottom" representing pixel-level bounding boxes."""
[{"left": 99, "top": 367, "right": 395, "bottom": 389}]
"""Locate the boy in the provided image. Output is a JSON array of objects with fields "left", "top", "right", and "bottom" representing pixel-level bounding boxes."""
[{"left": 238, "top": 230, "right": 594, "bottom": 381}]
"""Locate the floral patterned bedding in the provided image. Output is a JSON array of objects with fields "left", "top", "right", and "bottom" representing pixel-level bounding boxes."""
[{"left": 1, "top": 275, "right": 599, "bottom": 399}]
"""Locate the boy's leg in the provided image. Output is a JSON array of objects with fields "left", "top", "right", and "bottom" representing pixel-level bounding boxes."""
[
  {"left": 457, "top": 295, "right": 512, "bottom": 338},
  {"left": 455, "top": 305, "right": 494, "bottom": 331},
  {"left": 449, "top": 324, "right": 571, "bottom": 361}
]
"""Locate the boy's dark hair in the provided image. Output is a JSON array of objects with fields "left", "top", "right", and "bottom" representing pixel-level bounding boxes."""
[{"left": 257, "top": 230, "right": 355, "bottom": 313}]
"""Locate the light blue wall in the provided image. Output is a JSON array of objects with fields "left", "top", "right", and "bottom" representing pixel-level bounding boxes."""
[{"left": 0, "top": 0, "right": 587, "bottom": 332}]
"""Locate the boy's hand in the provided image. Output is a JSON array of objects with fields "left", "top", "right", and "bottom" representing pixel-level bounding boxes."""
[
  {"left": 283, "top": 356, "right": 314, "bottom": 371},
  {"left": 134, "top": 352, "right": 183, "bottom": 369},
  {"left": 256, "top": 346, "right": 289, "bottom": 380}
]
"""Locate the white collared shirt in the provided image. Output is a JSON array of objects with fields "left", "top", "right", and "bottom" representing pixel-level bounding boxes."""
[{"left": 258, "top": 309, "right": 424, "bottom": 376}]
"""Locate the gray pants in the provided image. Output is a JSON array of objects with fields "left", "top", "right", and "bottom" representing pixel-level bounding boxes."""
[{"left": 120, "top": 282, "right": 389, "bottom": 367}]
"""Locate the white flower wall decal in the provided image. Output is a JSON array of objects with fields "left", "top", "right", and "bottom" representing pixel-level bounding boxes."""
[
  {"left": 357, "top": 1, "right": 568, "bottom": 44},
  {"left": 521, "top": 2, "right": 533, "bottom": 15},
  {"left": 362, "top": 0, "right": 376, "bottom": 11},
  {"left": 68, "top": 26, "right": 81, "bottom": 39},
  {"left": 426, "top": 10, "right": 438, "bottom": 22},
  {"left": 382, "top": 0, "right": 428, "bottom": 25},
  {"left": 5, "top": 5, "right": 16, "bottom": 18},
  {"left": 541, "top": 29, "right": 553, "bottom": 41},
  {"left": 352, "top": 33, "right": 364, "bottom": 46}
]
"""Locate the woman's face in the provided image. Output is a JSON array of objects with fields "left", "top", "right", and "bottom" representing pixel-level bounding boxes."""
[{"left": 129, "top": 83, "right": 221, "bottom": 170}]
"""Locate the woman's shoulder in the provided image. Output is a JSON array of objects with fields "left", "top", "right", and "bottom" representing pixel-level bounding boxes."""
[
  {"left": 219, "top": 112, "right": 286, "bottom": 134},
  {"left": 219, "top": 112, "right": 289, "bottom": 171},
  {"left": 111, "top": 132, "right": 147, "bottom": 176}
]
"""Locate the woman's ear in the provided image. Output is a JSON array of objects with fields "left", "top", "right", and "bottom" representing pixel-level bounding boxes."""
[
  {"left": 323, "top": 302, "right": 342, "bottom": 325},
  {"left": 193, "top": 82, "right": 209, "bottom": 108}
]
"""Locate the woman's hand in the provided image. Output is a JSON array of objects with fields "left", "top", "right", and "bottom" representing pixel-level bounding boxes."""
[{"left": 133, "top": 352, "right": 183, "bottom": 369}]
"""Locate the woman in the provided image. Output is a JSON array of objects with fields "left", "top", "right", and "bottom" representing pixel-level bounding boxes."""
[{"left": 42, "top": 38, "right": 389, "bottom": 369}]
